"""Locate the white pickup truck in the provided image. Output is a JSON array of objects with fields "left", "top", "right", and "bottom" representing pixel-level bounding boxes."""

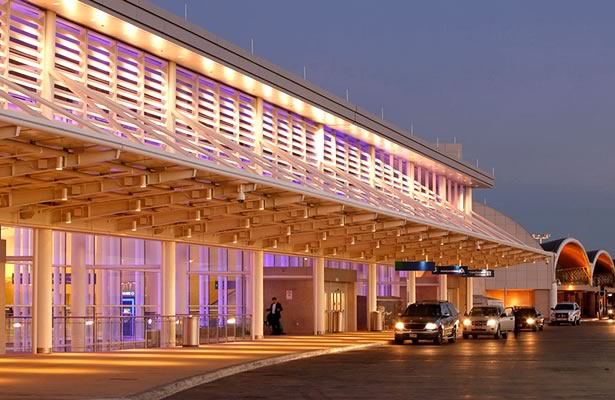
[{"left": 462, "top": 305, "right": 515, "bottom": 339}]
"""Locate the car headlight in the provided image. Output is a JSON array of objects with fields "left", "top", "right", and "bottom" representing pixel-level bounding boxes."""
[
  {"left": 425, "top": 322, "right": 438, "bottom": 330},
  {"left": 609, "top": 310, "right": 613, "bottom": 315},
  {"left": 487, "top": 319, "right": 497, "bottom": 327},
  {"left": 526, "top": 318, "right": 535, "bottom": 325},
  {"left": 395, "top": 322, "right": 405, "bottom": 330},
  {"left": 463, "top": 319, "right": 471, "bottom": 326}
]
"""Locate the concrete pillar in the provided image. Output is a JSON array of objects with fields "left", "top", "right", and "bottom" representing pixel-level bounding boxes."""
[
  {"left": 465, "top": 278, "right": 474, "bottom": 315},
  {"left": 33, "top": 228, "right": 53, "bottom": 354},
  {"left": 251, "top": 250, "right": 264, "bottom": 339},
  {"left": 367, "top": 263, "right": 377, "bottom": 330},
  {"left": 70, "top": 233, "right": 87, "bottom": 351},
  {"left": 406, "top": 271, "right": 416, "bottom": 306},
  {"left": 0, "top": 239, "right": 6, "bottom": 354},
  {"left": 438, "top": 274, "right": 448, "bottom": 301},
  {"left": 313, "top": 257, "right": 325, "bottom": 335},
  {"left": 550, "top": 282, "right": 558, "bottom": 313},
  {"left": 161, "top": 241, "right": 176, "bottom": 347},
  {"left": 176, "top": 243, "right": 189, "bottom": 316}
]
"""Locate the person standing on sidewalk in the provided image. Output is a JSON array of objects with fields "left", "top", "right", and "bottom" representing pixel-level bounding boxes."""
[{"left": 267, "top": 297, "right": 284, "bottom": 335}]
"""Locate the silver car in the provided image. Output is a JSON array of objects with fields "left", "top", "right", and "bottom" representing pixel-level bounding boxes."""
[{"left": 462, "top": 305, "right": 515, "bottom": 339}]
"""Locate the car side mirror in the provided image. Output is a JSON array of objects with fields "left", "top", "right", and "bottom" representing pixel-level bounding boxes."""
[{"left": 550, "top": 308, "right": 555, "bottom": 311}]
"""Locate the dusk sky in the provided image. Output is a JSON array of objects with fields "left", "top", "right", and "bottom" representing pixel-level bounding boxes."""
[{"left": 152, "top": 0, "right": 615, "bottom": 254}]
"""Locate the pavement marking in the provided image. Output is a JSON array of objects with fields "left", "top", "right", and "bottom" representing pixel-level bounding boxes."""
[{"left": 110, "top": 341, "right": 386, "bottom": 400}]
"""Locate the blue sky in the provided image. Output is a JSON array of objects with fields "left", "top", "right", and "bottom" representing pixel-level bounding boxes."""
[{"left": 151, "top": 0, "right": 615, "bottom": 253}]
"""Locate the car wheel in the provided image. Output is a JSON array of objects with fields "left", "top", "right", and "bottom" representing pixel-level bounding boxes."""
[
  {"left": 434, "top": 328, "right": 444, "bottom": 345},
  {"left": 502, "top": 331, "right": 508, "bottom": 339},
  {"left": 394, "top": 338, "right": 405, "bottom": 345},
  {"left": 539, "top": 324, "right": 544, "bottom": 331},
  {"left": 493, "top": 326, "right": 501, "bottom": 340},
  {"left": 448, "top": 328, "right": 457, "bottom": 343},
  {"left": 411, "top": 339, "right": 419, "bottom": 345},
  {"left": 462, "top": 333, "right": 469, "bottom": 340},
  {"left": 576, "top": 318, "right": 581, "bottom": 326}
]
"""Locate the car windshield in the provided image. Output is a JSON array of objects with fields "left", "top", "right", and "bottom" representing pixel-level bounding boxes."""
[
  {"left": 469, "top": 307, "right": 499, "bottom": 317},
  {"left": 555, "top": 304, "right": 574, "bottom": 310},
  {"left": 403, "top": 304, "right": 441, "bottom": 317},
  {"left": 516, "top": 309, "right": 536, "bottom": 317}
]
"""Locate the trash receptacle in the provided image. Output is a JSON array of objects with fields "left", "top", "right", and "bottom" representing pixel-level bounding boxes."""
[
  {"left": 182, "top": 316, "right": 199, "bottom": 347},
  {"left": 370, "top": 311, "right": 383, "bottom": 331}
]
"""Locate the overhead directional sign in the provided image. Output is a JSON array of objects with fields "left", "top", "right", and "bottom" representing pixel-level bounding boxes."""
[
  {"left": 433, "top": 266, "right": 495, "bottom": 278},
  {"left": 395, "top": 261, "right": 435, "bottom": 272},
  {"left": 464, "top": 269, "right": 495, "bottom": 278},
  {"left": 433, "top": 265, "right": 467, "bottom": 275}
]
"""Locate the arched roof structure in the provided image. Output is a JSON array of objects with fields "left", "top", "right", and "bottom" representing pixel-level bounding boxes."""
[
  {"left": 542, "top": 238, "right": 591, "bottom": 285},
  {"left": 588, "top": 250, "right": 615, "bottom": 288}
]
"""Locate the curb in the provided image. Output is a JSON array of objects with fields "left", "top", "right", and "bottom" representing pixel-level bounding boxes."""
[{"left": 108, "top": 341, "right": 386, "bottom": 400}]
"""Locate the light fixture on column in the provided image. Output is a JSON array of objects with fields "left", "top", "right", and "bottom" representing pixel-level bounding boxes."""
[
  {"left": 195, "top": 210, "right": 201, "bottom": 221},
  {"left": 418, "top": 234, "right": 423, "bottom": 242},
  {"left": 332, "top": 248, "right": 337, "bottom": 256},
  {"left": 401, "top": 244, "right": 405, "bottom": 253},
  {"left": 286, "top": 226, "right": 292, "bottom": 236},
  {"left": 55, "top": 156, "right": 64, "bottom": 171},
  {"left": 135, "top": 199, "right": 142, "bottom": 212},
  {"left": 259, "top": 199, "right": 265, "bottom": 210},
  {"left": 421, "top": 248, "right": 426, "bottom": 256},
  {"left": 244, "top": 218, "right": 251, "bottom": 229},
  {"left": 303, "top": 208, "right": 309, "bottom": 219},
  {"left": 139, "top": 175, "right": 147, "bottom": 188},
  {"left": 186, "top": 228, "right": 192, "bottom": 238},
  {"left": 371, "top": 223, "right": 376, "bottom": 232},
  {"left": 523, "top": 257, "right": 527, "bottom": 263},
  {"left": 61, "top": 187, "right": 68, "bottom": 201},
  {"left": 440, "top": 238, "right": 444, "bottom": 246},
  {"left": 304, "top": 244, "right": 310, "bottom": 253},
  {"left": 322, "top": 231, "right": 327, "bottom": 241},
  {"left": 439, "top": 252, "right": 443, "bottom": 259},
  {"left": 360, "top": 251, "right": 365, "bottom": 260},
  {"left": 351, "top": 236, "right": 356, "bottom": 245},
  {"left": 340, "top": 215, "right": 345, "bottom": 226},
  {"left": 237, "top": 186, "right": 246, "bottom": 202},
  {"left": 205, "top": 188, "right": 213, "bottom": 200},
  {"left": 232, "top": 234, "right": 238, "bottom": 244},
  {"left": 458, "top": 242, "right": 463, "bottom": 250},
  {"left": 131, "top": 221, "right": 137, "bottom": 231},
  {"left": 272, "top": 239, "right": 278, "bottom": 249},
  {"left": 64, "top": 212, "right": 72, "bottom": 224},
  {"left": 376, "top": 240, "right": 381, "bottom": 249}
]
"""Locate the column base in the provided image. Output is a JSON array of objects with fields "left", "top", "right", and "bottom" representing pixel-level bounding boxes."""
[
  {"left": 315, "top": 330, "right": 326, "bottom": 335},
  {"left": 254, "top": 335, "right": 264, "bottom": 340},
  {"left": 36, "top": 347, "right": 52, "bottom": 354}
]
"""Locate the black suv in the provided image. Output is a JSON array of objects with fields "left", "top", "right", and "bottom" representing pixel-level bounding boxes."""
[
  {"left": 394, "top": 301, "right": 459, "bottom": 345},
  {"left": 513, "top": 306, "right": 545, "bottom": 332}
]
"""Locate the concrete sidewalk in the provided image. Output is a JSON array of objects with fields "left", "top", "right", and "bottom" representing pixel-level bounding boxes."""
[{"left": 0, "top": 332, "right": 390, "bottom": 400}]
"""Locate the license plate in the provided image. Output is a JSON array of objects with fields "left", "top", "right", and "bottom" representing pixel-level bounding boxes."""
[{"left": 408, "top": 334, "right": 417, "bottom": 338}]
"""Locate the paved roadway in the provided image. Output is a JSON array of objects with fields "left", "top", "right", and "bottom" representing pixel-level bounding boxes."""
[{"left": 169, "top": 321, "right": 615, "bottom": 399}]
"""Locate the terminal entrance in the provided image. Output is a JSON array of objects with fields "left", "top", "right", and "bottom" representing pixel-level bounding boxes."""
[{"left": 325, "top": 283, "right": 348, "bottom": 333}]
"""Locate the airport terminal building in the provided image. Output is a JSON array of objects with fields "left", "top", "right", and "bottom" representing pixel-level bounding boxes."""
[
  {"left": 0, "top": 0, "right": 548, "bottom": 354},
  {"left": 471, "top": 204, "right": 615, "bottom": 319}
]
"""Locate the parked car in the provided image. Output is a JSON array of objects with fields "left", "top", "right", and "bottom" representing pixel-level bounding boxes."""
[
  {"left": 608, "top": 306, "right": 614, "bottom": 319},
  {"left": 394, "top": 301, "right": 459, "bottom": 345},
  {"left": 462, "top": 305, "right": 514, "bottom": 339},
  {"left": 550, "top": 302, "right": 581, "bottom": 325},
  {"left": 513, "top": 306, "right": 545, "bottom": 332}
]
